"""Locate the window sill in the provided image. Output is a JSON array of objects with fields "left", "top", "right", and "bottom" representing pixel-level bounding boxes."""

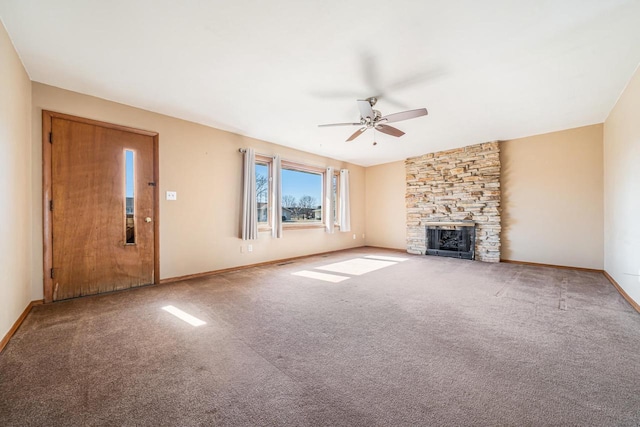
[
  {"left": 259, "top": 223, "right": 337, "bottom": 232},
  {"left": 283, "top": 223, "right": 325, "bottom": 230}
]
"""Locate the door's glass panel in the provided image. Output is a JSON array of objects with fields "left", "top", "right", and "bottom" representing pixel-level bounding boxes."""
[{"left": 125, "top": 150, "right": 135, "bottom": 244}]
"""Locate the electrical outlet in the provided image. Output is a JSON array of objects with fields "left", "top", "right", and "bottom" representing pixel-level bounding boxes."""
[
  {"left": 248, "top": 244, "right": 253, "bottom": 252},
  {"left": 166, "top": 191, "right": 177, "bottom": 201},
  {"left": 240, "top": 245, "right": 244, "bottom": 253},
  {"left": 353, "top": 234, "right": 356, "bottom": 240},
  {"left": 362, "top": 234, "right": 365, "bottom": 239}
]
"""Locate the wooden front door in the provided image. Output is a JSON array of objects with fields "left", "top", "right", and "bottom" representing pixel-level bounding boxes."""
[{"left": 43, "top": 111, "right": 159, "bottom": 302}]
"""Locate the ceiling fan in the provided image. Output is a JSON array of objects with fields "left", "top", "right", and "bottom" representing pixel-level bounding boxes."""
[{"left": 318, "top": 97, "right": 428, "bottom": 143}]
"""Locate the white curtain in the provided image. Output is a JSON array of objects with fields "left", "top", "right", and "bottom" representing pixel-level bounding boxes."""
[
  {"left": 325, "top": 167, "right": 334, "bottom": 233},
  {"left": 272, "top": 155, "right": 282, "bottom": 238},
  {"left": 339, "top": 169, "right": 351, "bottom": 232},
  {"left": 241, "top": 148, "right": 258, "bottom": 240}
]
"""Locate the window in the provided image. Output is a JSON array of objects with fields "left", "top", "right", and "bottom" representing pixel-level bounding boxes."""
[
  {"left": 253, "top": 157, "right": 331, "bottom": 230},
  {"left": 332, "top": 171, "right": 340, "bottom": 227},
  {"left": 254, "top": 155, "right": 272, "bottom": 228},
  {"left": 281, "top": 162, "right": 323, "bottom": 226}
]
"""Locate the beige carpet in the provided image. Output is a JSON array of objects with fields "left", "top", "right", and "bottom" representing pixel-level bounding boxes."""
[{"left": 1, "top": 248, "right": 639, "bottom": 426}]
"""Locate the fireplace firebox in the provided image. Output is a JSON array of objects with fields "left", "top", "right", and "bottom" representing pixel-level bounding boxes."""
[{"left": 425, "top": 221, "right": 476, "bottom": 260}]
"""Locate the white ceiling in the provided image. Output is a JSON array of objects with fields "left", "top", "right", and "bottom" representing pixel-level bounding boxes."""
[{"left": 2, "top": 1, "right": 640, "bottom": 166}]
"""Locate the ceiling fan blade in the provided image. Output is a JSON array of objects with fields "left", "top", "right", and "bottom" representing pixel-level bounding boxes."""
[
  {"left": 375, "top": 124, "right": 405, "bottom": 138},
  {"left": 381, "top": 108, "right": 428, "bottom": 124},
  {"left": 310, "top": 89, "right": 364, "bottom": 99},
  {"left": 346, "top": 127, "right": 367, "bottom": 142},
  {"left": 386, "top": 67, "right": 446, "bottom": 91},
  {"left": 357, "top": 99, "right": 375, "bottom": 120},
  {"left": 375, "top": 94, "right": 408, "bottom": 110},
  {"left": 318, "top": 122, "right": 361, "bottom": 127},
  {"left": 362, "top": 52, "right": 379, "bottom": 91}
]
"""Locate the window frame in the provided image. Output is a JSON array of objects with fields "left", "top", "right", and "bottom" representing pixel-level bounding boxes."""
[
  {"left": 252, "top": 156, "right": 338, "bottom": 233},
  {"left": 281, "top": 160, "right": 326, "bottom": 230}
]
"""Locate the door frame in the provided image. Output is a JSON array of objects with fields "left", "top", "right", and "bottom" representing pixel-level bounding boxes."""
[{"left": 42, "top": 110, "right": 160, "bottom": 303}]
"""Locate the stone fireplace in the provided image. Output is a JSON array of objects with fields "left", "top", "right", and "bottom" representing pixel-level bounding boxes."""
[{"left": 406, "top": 141, "right": 501, "bottom": 262}]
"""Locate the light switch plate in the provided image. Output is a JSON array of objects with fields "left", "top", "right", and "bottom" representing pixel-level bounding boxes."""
[{"left": 166, "top": 191, "right": 177, "bottom": 201}]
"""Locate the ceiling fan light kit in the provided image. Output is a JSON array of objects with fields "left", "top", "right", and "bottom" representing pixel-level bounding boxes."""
[{"left": 319, "top": 97, "right": 428, "bottom": 143}]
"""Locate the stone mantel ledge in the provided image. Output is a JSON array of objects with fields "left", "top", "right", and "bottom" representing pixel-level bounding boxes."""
[{"left": 424, "top": 221, "right": 476, "bottom": 227}]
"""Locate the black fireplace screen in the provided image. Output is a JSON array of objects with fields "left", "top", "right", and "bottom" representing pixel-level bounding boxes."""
[{"left": 426, "top": 226, "right": 475, "bottom": 260}]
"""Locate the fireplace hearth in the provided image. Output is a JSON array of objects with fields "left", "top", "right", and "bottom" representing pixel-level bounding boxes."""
[{"left": 425, "top": 221, "right": 476, "bottom": 260}]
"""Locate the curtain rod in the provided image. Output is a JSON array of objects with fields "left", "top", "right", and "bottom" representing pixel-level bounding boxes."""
[{"left": 239, "top": 148, "right": 348, "bottom": 170}]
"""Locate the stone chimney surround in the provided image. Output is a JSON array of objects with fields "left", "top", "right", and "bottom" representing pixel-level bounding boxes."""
[{"left": 405, "top": 141, "right": 501, "bottom": 262}]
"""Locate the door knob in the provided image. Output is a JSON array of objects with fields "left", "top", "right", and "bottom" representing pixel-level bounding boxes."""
[{"left": 145, "top": 217, "right": 152, "bottom": 223}]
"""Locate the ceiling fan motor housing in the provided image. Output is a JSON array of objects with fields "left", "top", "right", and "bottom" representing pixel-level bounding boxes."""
[{"left": 364, "top": 110, "right": 383, "bottom": 128}]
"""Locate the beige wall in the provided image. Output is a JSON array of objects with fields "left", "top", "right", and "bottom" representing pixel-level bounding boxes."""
[
  {"left": 604, "top": 66, "right": 640, "bottom": 305},
  {"left": 501, "top": 124, "right": 604, "bottom": 269},
  {"left": 365, "top": 126, "right": 605, "bottom": 269},
  {"left": 30, "top": 83, "right": 365, "bottom": 298},
  {"left": 365, "top": 161, "right": 406, "bottom": 249},
  {"left": 0, "top": 21, "right": 33, "bottom": 339}
]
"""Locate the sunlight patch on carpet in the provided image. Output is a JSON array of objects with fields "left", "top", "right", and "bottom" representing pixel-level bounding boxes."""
[
  {"left": 162, "top": 305, "right": 206, "bottom": 327},
  {"left": 364, "top": 255, "right": 409, "bottom": 262},
  {"left": 316, "top": 258, "right": 397, "bottom": 276},
  {"left": 292, "top": 270, "right": 350, "bottom": 283}
]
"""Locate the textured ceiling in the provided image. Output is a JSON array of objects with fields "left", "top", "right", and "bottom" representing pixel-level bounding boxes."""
[{"left": 2, "top": 0, "right": 640, "bottom": 166}]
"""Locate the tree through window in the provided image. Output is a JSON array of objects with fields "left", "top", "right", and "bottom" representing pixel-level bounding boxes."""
[{"left": 255, "top": 161, "right": 269, "bottom": 224}]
